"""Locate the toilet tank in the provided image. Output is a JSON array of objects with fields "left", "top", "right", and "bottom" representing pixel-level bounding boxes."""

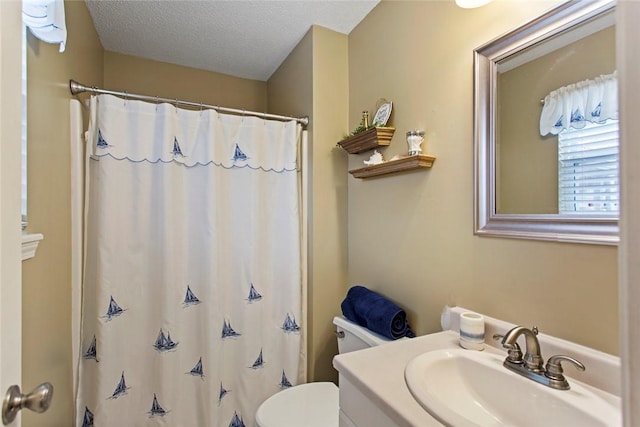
[{"left": 333, "top": 316, "right": 395, "bottom": 354}]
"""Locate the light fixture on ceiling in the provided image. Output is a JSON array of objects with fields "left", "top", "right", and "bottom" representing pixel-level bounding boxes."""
[{"left": 455, "top": 0, "right": 493, "bottom": 8}]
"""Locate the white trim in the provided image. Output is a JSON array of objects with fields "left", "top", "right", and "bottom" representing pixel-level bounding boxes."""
[
  {"left": 0, "top": 2, "right": 25, "bottom": 424},
  {"left": 21, "top": 233, "right": 43, "bottom": 261},
  {"left": 617, "top": 1, "right": 640, "bottom": 425},
  {"left": 300, "top": 129, "right": 309, "bottom": 384}
]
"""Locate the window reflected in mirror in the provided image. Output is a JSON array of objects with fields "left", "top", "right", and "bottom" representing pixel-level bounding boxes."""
[{"left": 496, "top": 20, "right": 616, "bottom": 216}]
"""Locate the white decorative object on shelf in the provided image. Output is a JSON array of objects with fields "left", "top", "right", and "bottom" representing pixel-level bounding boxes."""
[
  {"left": 406, "top": 130, "right": 425, "bottom": 155},
  {"left": 363, "top": 150, "right": 384, "bottom": 166},
  {"left": 372, "top": 101, "right": 393, "bottom": 126}
]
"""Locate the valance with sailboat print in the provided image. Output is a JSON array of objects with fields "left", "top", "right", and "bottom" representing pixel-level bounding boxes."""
[
  {"left": 540, "top": 71, "right": 618, "bottom": 136},
  {"left": 88, "top": 95, "right": 300, "bottom": 172}
]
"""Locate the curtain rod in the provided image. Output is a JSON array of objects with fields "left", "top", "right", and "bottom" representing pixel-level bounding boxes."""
[{"left": 69, "top": 80, "right": 310, "bottom": 127}]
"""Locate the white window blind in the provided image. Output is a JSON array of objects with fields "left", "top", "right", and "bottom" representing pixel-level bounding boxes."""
[{"left": 558, "top": 120, "right": 619, "bottom": 215}]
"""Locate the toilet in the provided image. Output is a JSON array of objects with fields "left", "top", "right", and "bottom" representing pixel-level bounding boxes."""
[{"left": 255, "top": 316, "right": 398, "bottom": 427}]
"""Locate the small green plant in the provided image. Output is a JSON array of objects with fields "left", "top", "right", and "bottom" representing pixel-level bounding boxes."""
[{"left": 342, "top": 122, "right": 382, "bottom": 140}]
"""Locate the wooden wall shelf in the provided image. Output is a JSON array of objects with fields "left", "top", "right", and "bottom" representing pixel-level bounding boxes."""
[
  {"left": 337, "top": 127, "right": 395, "bottom": 154},
  {"left": 349, "top": 154, "right": 436, "bottom": 179}
]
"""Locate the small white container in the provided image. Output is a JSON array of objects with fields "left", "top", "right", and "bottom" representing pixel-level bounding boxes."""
[
  {"left": 406, "top": 130, "right": 425, "bottom": 156},
  {"left": 459, "top": 312, "right": 485, "bottom": 350}
]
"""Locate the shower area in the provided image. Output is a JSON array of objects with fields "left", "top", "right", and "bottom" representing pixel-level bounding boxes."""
[
  {"left": 21, "top": 2, "right": 351, "bottom": 425},
  {"left": 70, "top": 82, "right": 309, "bottom": 427}
]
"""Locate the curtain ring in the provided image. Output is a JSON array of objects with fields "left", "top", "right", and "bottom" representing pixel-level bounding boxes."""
[{"left": 91, "top": 87, "right": 98, "bottom": 104}]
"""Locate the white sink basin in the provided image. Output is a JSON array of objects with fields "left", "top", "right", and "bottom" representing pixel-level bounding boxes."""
[{"left": 404, "top": 349, "right": 620, "bottom": 427}]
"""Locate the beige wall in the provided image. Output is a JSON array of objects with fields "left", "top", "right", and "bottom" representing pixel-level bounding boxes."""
[
  {"left": 104, "top": 51, "right": 268, "bottom": 111},
  {"left": 306, "top": 27, "right": 349, "bottom": 383},
  {"left": 348, "top": 1, "right": 618, "bottom": 355},
  {"left": 498, "top": 26, "right": 616, "bottom": 214},
  {"left": 268, "top": 26, "right": 349, "bottom": 383},
  {"left": 23, "top": 1, "right": 103, "bottom": 426},
  {"left": 268, "top": 30, "right": 313, "bottom": 125}
]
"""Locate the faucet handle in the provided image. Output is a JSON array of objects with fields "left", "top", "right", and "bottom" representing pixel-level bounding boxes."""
[
  {"left": 493, "top": 333, "right": 523, "bottom": 364},
  {"left": 544, "top": 355, "right": 586, "bottom": 390},
  {"left": 545, "top": 355, "right": 585, "bottom": 376}
]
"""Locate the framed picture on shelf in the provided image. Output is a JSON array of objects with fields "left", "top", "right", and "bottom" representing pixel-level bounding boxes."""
[{"left": 372, "top": 101, "right": 392, "bottom": 126}]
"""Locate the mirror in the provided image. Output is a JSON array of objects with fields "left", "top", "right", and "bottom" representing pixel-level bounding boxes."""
[{"left": 474, "top": 0, "right": 617, "bottom": 245}]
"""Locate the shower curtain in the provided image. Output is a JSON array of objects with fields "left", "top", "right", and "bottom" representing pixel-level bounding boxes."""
[{"left": 75, "top": 94, "right": 304, "bottom": 427}]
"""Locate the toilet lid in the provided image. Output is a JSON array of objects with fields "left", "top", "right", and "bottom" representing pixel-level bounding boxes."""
[{"left": 255, "top": 382, "right": 339, "bottom": 427}]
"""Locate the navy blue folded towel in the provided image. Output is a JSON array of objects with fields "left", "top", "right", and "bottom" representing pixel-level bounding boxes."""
[{"left": 341, "top": 285, "right": 415, "bottom": 340}]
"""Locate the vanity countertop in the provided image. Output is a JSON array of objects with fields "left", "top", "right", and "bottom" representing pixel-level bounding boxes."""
[
  {"left": 333, "top": 330, "right": 492, "bottom": 427},
  {"left": 333, "top": 326, "right": 621, "bottom": 427}
]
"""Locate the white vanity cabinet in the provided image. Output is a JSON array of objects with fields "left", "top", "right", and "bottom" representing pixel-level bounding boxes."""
[
  {"left": 333, "top": 332, "right": 457, "bottom": 427},
  {"left": 338, "top": 374, "right": 403, "bottom": 427}
]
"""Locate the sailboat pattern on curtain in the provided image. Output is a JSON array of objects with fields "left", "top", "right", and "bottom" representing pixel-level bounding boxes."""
[
  {"left": 221, "top": 320, "right": 242, "bottom": 339},
  {"left": 91, "top": 127, "right": 298, "bottom": 172},
  {"left": 232, "top": 144, "right": 248, "bottom": 162},
  {"left": 218, "top": 382, "right": 230, "bottom": 404},
  {"left": 246, "top": 283, "right": 262, "bottom": 303},
  {"left": 279, "top": 370, "right": 292, "bottom": 389},
  {"left": 108, "top": 372, "right": 130, "bottom": 399},
  {"left": 77, "top": 94, "right": 303, "bottom": 427},
  {"left": 81, "top": 407, "right": 94, "bottom": 427},
  {"left": 187, "top": 357, "right": 205, "bottom": 379},
  {"left": 148, "top": 393, "right": 169, "bottom": 417},
  {"left": 103, "top": 296, "right": 125, "bottom": 321},
  {"left": 229, "top": 412, "right": 246, "bottom": 427},
  {"left": 172, "top": 137, "right": 184, "bottom": 157},
  {"left": 250, "top": 349, "right": 265, "bottom": 369},
  {"left": 153, "top": 329, "right": 179, "bottom": 352},
  {"left": 80, "top": 295, "right": 301, "bottom": 424},
  {"left": 282, "top": 313, "right": 301, "bottom": 333},
  {"left": 183, "top": 285, "right": 201, "bottom": 307},
  {"left": 96, "top": 130, "right": 110, "bottom": 148},
  {"left": 83, "top": 335, "right": 98, "bottom": 362}
]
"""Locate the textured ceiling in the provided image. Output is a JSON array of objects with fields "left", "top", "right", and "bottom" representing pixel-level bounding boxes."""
[{"left": 85, "top": 0, "right": 379, "bottom": 81}]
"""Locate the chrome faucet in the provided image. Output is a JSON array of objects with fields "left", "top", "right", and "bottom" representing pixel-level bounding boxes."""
[{"left": 495, "top": 326, "right": 585, "bottom": 390}]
